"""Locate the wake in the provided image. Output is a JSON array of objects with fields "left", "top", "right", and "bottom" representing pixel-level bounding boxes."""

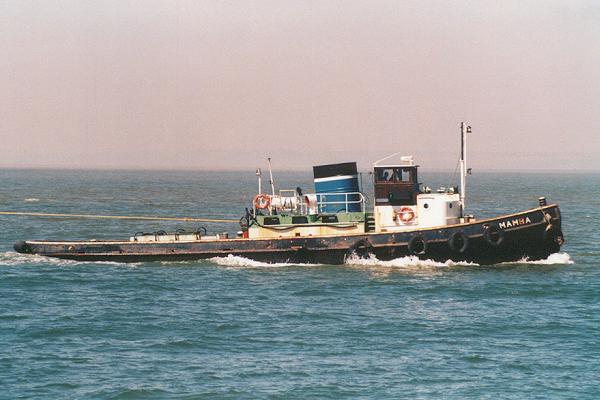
[
  {"left": 502, "top": 252, "right": 574, "bottom": 265},
  {"left": 209, "top": 254, "right": 321, "bottom": 268},
  {"left": 0, "top": 252, "right": 139, "bottom": 267},
  {"left": 1, "top": 251, "right": 573, "bottom": 268}
]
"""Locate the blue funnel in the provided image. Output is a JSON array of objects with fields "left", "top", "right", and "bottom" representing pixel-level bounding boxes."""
[{"left": 313, "top": 162, "right": 360, "bottom": 213}]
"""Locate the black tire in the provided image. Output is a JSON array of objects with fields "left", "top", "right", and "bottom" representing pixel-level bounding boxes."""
[
  {"left": 408, "top": 235, "right": 427, "bottom": 255},
  {"left": 448, "top": 231, "right": 469, "bottom": 253},
  {"left": 543, "top": 224, "right": 564, "bottom": 245},
  {"left": 484, "top": 225, "right": 505, "bottom": 247},
  {"left": 347, "top": 240, "right": 374, "bottom": 259}
]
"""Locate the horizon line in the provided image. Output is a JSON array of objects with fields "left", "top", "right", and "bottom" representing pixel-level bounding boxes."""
[{"left": 1, "top": 166, "right": 599, "bottom": 174}]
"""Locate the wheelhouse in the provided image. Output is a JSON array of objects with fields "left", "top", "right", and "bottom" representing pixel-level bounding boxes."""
[{"left": 373, "top": 158, "right": 420, "bottom": 206}]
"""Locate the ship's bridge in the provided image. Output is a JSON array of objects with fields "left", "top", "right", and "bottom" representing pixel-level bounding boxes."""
[
  {"left": 372, "top": 155, "right": 461, "bottom": 231},
  {"left": 373, "top": 156, "right": 420, "bottom": 206}
]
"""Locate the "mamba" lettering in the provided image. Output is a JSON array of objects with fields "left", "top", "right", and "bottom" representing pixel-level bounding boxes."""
[{"left": 499, "top": 216, "right": 532, "bottom": 229}]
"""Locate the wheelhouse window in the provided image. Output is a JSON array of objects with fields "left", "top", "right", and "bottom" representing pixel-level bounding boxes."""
[
  {"left": 398, "top": 168, "right": 412, "bottom": 182},
  {"left": 374, "top": 165, "right": 419, "bottom": 206},
  {"left": 376, "top": 168, "right": 395, "bottom": 182},
  {"left": 375, "top": 167, "right": 413, "bottom": 183}
]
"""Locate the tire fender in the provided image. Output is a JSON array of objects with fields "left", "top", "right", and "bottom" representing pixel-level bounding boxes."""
[
  {"left": 408, "top": 235, "right": 428, "bottom": 255},
  {"left": 483, "top": 225, "right": 505, "bottom": 247},
  {"left": 448, "top": 231, "right": 469, "bottom": 253}
]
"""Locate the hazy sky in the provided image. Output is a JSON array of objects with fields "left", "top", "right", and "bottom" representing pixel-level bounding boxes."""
[{"left": 1, "top": 0, "right": 599, "bottom": 171}]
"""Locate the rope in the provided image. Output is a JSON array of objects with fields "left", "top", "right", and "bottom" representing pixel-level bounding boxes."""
[
  {"left": 447, "top": 157, "right": 460, "bottom": 191},
  {"left": 0, "top": 211, "right": 238, "bottom": 223}
]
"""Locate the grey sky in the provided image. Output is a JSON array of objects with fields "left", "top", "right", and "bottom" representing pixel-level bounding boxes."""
[{"left": 1, "top": 0, "right": 599, "bottom": 171}]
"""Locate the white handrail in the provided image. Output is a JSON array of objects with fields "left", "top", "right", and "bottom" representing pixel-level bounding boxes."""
[{"left": 315, "top": 192, "right": 365, "bottom": 213}]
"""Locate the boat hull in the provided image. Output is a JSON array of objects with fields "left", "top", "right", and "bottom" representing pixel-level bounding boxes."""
[{"left": 14, "top": 205, "right": 563, "bottom": 265}]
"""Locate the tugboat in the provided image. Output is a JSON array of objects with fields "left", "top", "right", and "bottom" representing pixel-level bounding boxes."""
[{"left": 14, "top": 123, "right": 564, "bottom": 264}]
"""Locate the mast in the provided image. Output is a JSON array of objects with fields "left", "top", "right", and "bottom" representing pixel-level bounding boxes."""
[
  {"left": 267, "top": 157, "right": 275, "bottom": 196},
  {"left": 459, "top": 122, "right": 471, "bottom": 217}
]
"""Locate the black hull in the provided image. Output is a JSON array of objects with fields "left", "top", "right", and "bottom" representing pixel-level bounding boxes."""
[{"left": 14, "top": 205, "right": 564, "bottom": 266}]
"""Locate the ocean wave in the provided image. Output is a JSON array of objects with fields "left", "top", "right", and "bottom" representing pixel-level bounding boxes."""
[
  {"left": 503, "top": 252, "right": 574, "bottom": 265},
  {"left": 344, "top": 253, "right": 479, "bottom": 268},
  {"left": 209, "top": 254, "right": 321, "bottom": 268},
  {"left": 23, "top": 198, "right": 40, "bottom": 202}
]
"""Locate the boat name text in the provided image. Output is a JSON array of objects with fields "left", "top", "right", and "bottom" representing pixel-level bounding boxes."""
[{"left": 499, "top": 217, "right": 532, "bottom": 229}]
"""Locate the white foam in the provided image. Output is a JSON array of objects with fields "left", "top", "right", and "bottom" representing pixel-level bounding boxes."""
[
  {"left": 344, "top": 253, "right": 479, "bottom": 268},
  {"left": 0, "top": 251, "right": 79, "bottom": 267},
  {"left": 504, "top": 252, "right": 574, "bottom": 265},
  {"left": 23, "top": 198, "right": 40, "bottom": 202},
  {"left": 210, "top": 254, "right": 477, "bottom": 269},
  {"left": 0, "top": 251, "right": 140, "bottom": 267},
  {"left": 1, "top": 250, "right": 571, "bottom": 269},
  {"left": 209, "top": 254, "right": 321, "bottom": 268}
]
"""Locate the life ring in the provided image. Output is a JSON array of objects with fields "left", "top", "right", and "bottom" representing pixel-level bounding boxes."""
[
  {"left": 483, "top": 225, "right": 505, "bottom": 247},
  {"left": 396, "top": 207, "right": 415, "bottom": 224},
  {"left": 408, "top": 235, "right": 427, "bottom": 255},
  {"left": 448, "top": 231, "right": 469, "bottom": 253},
  {"left": 252, "top": 194, "right": 271, "bottom": 209}
]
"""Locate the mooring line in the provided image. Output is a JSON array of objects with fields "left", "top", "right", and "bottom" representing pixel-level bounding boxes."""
[{"left": 0, "top": 211, "right": 238, "bottom": 223}]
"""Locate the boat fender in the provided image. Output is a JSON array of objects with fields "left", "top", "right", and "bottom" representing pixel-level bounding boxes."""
[
  {"left": 555, "top": 229, "right": 565, "bottom": 246},
  {"left": 395, "top": 207, "right": 415, "bottom": 224},
  {"left": 543, "top": 224, "right": 564, "bottom": 245},
  {"left": 483, "top": 225, "right": 505, "bottom": 247},
  {"left": 448, "top": 231, "right": 469, "bottom": 253},
  {"left": 408, "top": 235, "right": 427, "bottom": 255},
  {"left": 253, "top": 194, "right": 271, "bottom": 210},
  {"left": 347, "top": 240, "right": 374, "bottom": 259}
]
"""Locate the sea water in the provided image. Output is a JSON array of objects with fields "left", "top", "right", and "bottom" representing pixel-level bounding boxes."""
[{"left": 0, "top": 170, "right": 598, "bottom": 399}]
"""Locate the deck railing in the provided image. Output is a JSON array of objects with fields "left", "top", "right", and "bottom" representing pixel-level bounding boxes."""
[
  {"left": 272, "top": 190, "right": 366, "bottom": 215},
  {"left": 314, "top": 192, "right": 366, "bottom": 213}
]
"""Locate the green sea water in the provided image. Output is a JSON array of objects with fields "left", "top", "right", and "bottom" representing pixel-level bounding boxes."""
[{"left": 0, "top": 170, "right": 598, "bottom": 399}]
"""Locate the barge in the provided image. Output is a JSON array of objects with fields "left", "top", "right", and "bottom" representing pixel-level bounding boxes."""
[{"left": 14, "top": 123, "right": 564, "bottom": 264}]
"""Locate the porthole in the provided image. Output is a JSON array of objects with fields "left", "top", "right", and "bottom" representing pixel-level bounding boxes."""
[{"left": 424, "top": 203, "right": 429, "bottom": 209}]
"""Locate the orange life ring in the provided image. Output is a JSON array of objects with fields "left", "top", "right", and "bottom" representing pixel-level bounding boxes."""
[
  {"left": 253, "top": 194, "right": 271, "bottom": 209},
  {"left": 396, "top": 206, "right": 415, "bottom": 223}
]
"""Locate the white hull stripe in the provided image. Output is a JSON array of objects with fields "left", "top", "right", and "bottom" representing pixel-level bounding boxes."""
[{"left": 313, "top": 174, "right": 358, "bottom": 183}]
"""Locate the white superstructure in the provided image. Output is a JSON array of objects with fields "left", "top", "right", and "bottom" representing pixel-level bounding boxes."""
[{"left": 372, "top": 123, "right": 472, "bottom": 232}]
